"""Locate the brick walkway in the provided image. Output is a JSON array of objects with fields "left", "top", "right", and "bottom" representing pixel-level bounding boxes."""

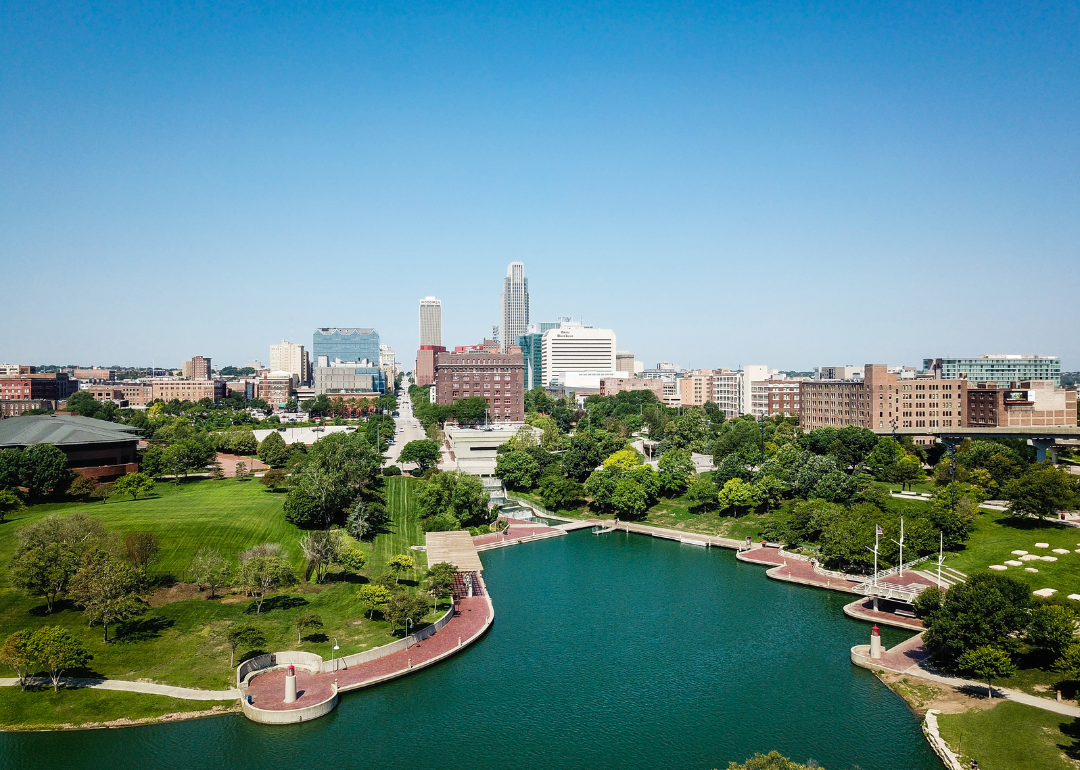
[
  {"left": 472, "top": 520, "right": 562, "bottom": 547},
  {"left": 843, "top": 597, "right": 924, "bottom": 631},
  {"left": 245, "top": 594, "right": 491, "bottom": 711}
]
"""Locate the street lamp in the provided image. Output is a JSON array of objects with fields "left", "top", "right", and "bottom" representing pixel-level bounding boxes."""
[
  {"left": 404, "top": 617, "right": 414, "bottom": 648},
  {"left": 331, "top": 638, "right": 340, "bottom": 671}
]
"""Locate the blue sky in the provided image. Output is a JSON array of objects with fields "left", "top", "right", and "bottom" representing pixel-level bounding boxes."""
[{"left": 2, "top": 1, "right": 1077, "bottom": 371}]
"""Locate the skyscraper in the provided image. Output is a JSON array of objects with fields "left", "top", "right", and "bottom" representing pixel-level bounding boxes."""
[
  {"left": 419, "top": 297, "right": 442, "bottom": 347},
  {"left": 312, "top": 328, "right": 380, "bottom": 365},
  {"left": 500, "top": 261, "right": 529, "bottom": 353},
  {"left": 270, "top": 340, "right": 310, "bottom": 384}
]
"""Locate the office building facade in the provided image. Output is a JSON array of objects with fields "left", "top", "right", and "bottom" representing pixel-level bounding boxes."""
[
  {"left": 750, "top": 377, "right": 808, "bottom": 418},
  {"left": 517, "top": 321, "right": 560, "bottom": 391},
  {"left": 601, "top": 377, "right": 664, "bottom": 399},
  {"left": 315, "top": 361, "right": 387, "bottom": 396},
  {"left": 270, "top": 340, "right": 310, "bottom": 384},
  {"left": 541, "top": 325, "right": 616, "bottom": 387},
  {"left": 419, "top": 297, "right": 442, "bottom": 347},
  {"left": 500, "top": 262, "right": 529, "bottom": 353},
  {"left": 924, "top": 355, "right": 1061, "bottom": 387},
  {"left": 312, "top": 328, "right": 380, "bottom": 366},
  {"left": 182, "top": 356, "right": 212, "bottom": 380}
]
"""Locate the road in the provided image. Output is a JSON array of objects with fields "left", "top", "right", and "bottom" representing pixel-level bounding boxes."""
[{"left": 384, "top": 376, "right": 428, "bottom": 470}]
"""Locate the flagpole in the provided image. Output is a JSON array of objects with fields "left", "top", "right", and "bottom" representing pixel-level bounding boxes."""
[
  {"left": 873, "top": 527, "right": 879, "bottom": 587},
  {"left": 937, "top": 531, "right": 943, "bottom": 589}
]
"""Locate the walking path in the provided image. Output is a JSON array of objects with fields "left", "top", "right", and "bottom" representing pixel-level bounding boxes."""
[
  {"left": 243, "top": 586, "right": 493, "bottom": 717},
  {"left": 0, "top": 677, "right": 239, "bottom": 700},
  {"left": 473, "top": 519, "right": 567, "bottom": 550},
  {"left": 852, "top": 634, "right": 1080, "bottom": 717}
]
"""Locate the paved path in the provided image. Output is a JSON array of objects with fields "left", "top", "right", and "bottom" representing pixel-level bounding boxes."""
[
  {"left": 856, "top": 635, "right": 1080, "bottom": 717},
  {"left": 843, "top": 597, "right": 924, "bottom": 630},
  {"left": 244, "top": 594, "right": 491, "bottom": 711},
  {"left": 0, "top": 677, "right": 239, "bottom": 700},
  {"left": 473, "top": 519, "right": 566, "bottom": 550}
]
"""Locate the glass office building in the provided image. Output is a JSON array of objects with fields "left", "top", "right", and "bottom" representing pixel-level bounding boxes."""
[
  {"left": 924, "top": 355, "right": 1061, "bottom": 387},
  {"left": 517, "top": 322, "right": 560, "bottom": 390},
  {"left": 312, "top": 328, "right": 380, "bottom": 366}
]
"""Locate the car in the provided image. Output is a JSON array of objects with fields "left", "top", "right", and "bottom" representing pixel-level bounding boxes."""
[
  {"left": 276, "top": 427, "right": 286, "bottom": 432},
  {"left": 392, "top": 411, "right": 399, "bottom": 417}
]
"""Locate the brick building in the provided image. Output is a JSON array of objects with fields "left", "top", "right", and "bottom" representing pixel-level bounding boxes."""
[
  {"left": 73, "top": 368, "right": 116, "bottom": 380},
  {"left": 257, "top": 371, "right": 299, "bottom": 406},
  {"left": 433, "top": 347, "right": 525, "bottom": 422},
  {"left": 1, "top": 372, "right": 77, "bottom": 409},
  {"left": 963, "top": 380, "right": 1076, "bottom": 428},
  {"left": 414, "top": 345, "right": 446, "bottom": 387},
  {"left": 0, "top": 414, "right": 140, "bottom": 480},
  {"left": 151, "top": 379, "right": 227, "bottom": 403},
  {"left": 87, "top": 383, "right": 155, "bottom": 407},
  {"left": 600, "top": 377, "right": 664, "bottom": 399},
  {"left": 182, "top": 356, "right": 213, "bottom": 380},
  {"left": 750, "top": 378, "right": 808, "bottom": 418}
]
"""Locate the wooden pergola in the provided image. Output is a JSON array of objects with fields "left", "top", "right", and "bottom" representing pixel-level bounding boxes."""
[{"left": 424, "top": 531, "right": 484, "bottom": 572}]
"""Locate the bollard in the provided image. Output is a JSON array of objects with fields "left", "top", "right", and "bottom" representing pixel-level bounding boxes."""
[
  {"left": 458, "top": 635, "right": 462, "bottom": 647},
  {"left": 870, "top": 625, "right": 882, "bottom": 660},
  {"left": 408, "top": 658, "right": 412, "bottom": 669},
  {"left": 1058, "top": 690, "right": 1062, "bottom": 702},
  {"left": 284, "top": 664, "right": 297, "bottom": 704}
]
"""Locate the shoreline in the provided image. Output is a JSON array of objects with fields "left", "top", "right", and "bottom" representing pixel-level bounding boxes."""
[{"left": 0, "top": 702, "right": 241, "bottom": 733}]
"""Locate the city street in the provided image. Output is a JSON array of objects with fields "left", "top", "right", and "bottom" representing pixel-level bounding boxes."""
[{"left": 384, "top": 376, "right": 428, "bottom": 470}]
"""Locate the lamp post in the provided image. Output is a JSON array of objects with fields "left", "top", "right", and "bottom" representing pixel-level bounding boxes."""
[
  {"left": 331, "top": 638, "right": 340, "bottom": 671},
  {"left": 404, "top": 617, "right": 414, "bottom": 648},
  {"left": 890, "top": 517, "right": 905, "bottom": 578}
]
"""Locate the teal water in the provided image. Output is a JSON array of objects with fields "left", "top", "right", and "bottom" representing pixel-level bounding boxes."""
[{"left": 0, "top": 531, "right": 941, "bottom": 770}]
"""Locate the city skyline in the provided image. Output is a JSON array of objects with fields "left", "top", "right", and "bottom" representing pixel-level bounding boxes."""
[{"left": 1, "top": 3, "right": 1077, "bottom": 369}]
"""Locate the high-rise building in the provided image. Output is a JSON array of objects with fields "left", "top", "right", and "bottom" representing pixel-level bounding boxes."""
[
  {"left": 616, "top": 351, "right": 636, "bottom": 375},
  {"left": 415, "top": 345, "right": 447, "bottom": 387},
  {"left": 182, "top": 356, "right": 212, "bottom": 380},
  {"left": 419, "top": 297, "right": 442, "bottom": 347},
  {"left": 500, "top": 262, "right": 529, "bottom": 354},
  {"left": 270, "top": 340, "right": 310, "bottom": 384},
  {"left": 923, "top": 355, "right": 1061, "bottom": 387},
  {"left": 433, "top": 345, "right": 526, "bottom": 422},
  {"left": 312, "top": 328, "right": 380, "bottom": 366},
  {"left": 517, "top": 321, "right": 560, "bottom": 391},
  {"left": 541, "top": 324, "right": 617, "bottom": 388},
  {"left": 710, "top": 365, "right": 772, "bottom": 417}
]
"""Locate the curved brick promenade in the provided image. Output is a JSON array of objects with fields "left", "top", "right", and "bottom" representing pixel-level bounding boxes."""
[{"left": 244, "top": 593, "right": 492, "bottom": 715}]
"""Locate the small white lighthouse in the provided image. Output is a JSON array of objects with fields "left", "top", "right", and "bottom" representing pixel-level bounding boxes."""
[
  {"left": 284, "top": 664, "right": 297, "bottom": 703},
  {"left": 870, "top": 625, "right": 882, "bottom": 660}
]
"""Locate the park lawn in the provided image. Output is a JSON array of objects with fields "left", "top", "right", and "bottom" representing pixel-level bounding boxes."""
[
  {"left": 937, "top": 700, "right": 1079, "bottom": 770},
  {"left": 0, "top": 687, "right": 235, "bottom": 730},
  {"left": 0, "top": 476, "right": 439, "bottom": 720},
  {"left": 941, "top": 508, "right": 1080, "bottom": 597}
]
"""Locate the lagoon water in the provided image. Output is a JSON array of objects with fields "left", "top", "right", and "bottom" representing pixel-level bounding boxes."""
[{"left": 0, "top": 531, "right": 940, "bottom": 770}]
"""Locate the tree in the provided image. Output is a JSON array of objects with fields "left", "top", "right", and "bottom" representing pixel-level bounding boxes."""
[
  {"left": 0, "top": 447, "right": 26, "bottom": 491},
  {"left": 67, "top": 474, "right": 100, "bottom": 500},
  {"left": 1057, "top": 643, "right": 1080, "bottom": 679},
  {"left": 918, "top": 572, "right": 1032, "bottom": 667},
  {"left": 685, "top": 475, "right": 719, "bottom": 512},
  {"left": 610, "top": 475, "right": 650, "bottom": 518},
  {"left": 387, "top": 553, "right": 415, "bottom": 583},
  {"left": 257, "top": 432, "right": 290, "bottom": 468},
  {"left": 259, "top": 468, "right": 288, "bottom": 491},
  {"left": 235, "top": 461, "right": 248, "bottom": 480},
  {"left": 427, "top": 562, "right": 456, "bottom": 609},
  {"left": 189, "top": 547, "right": 230, "bottom": 598},
  {"left": 28, "top": 626, "right": 90, "bottom": 693},
  {"left": 124, "top": 532, "right": 161, "bottom": 576},
  {"left": 864, "top": 437, "right": 906, "bottom": 481},
  {"left": 957, "top": 645, "right": 1016, "bottom": 697},
  {"left": 70, "top": 550, "right": 146, "bottom": 642},
  {"left": 0, "top": 489, "right": 25, "bottom": 523},
  {"left": 657, "top": 449, "right": 694, "bottom": 496},
  {"left": 727, "top": 752, "right": 820, "bottom": 770},
  {"left": 1026, "top": 604, "right": 1078, "bottom": 656},
  {"left": 894, "top": 454, "right": 926, "bottom": 491},
  {"left": 299, "top": 530, "right": 343, "bottom": 583},
  {"left": 113, "top": 472, "right": 155, "bottom": 501},
  {"left": 345, "top": 496, "right": 390, "bottom": 540},
  {"left": 717, "top": 478, "right": 757, "bottom": 517},
  {"left": 295, "top": 612, "right": 324, "bottom": 643},
  {"left": 210, "top": 461, "right": 226, "bottom": 480},
  {"left": 602, "top": 448, "right": 643, "bottom": 470},
  {"left": 383, "top": 593, "right": 429, "bottom": 635},
  {"left": 233, "top": 557, "right": 298, "bottom": 613},
  {"left": 9, "top": 512, "right": 106, "bottom": 612},
  {"left": 0, "top": 630, "right": 36, "bottom": 690},
  {"left": 285, "top": 431, "right": 383, "bottom": 527},
  {"left": 399, "top": 440, "right": 441, "bottom": 472},
  {"left": 225, "top": 623, "right": 266, "bottom": 667},
  {"left": 21, "top": 444, "right": 72, "bottom": 498},
  {"left": 495, "top": 451, "right": 542, "bottom": 491},
  {"left": 357, "top": 584, "right": 393, "bottom": 619},
  {"left": 1004, "top": 463, "right": 1079, "bottom": 520},
  {"left": 538, "top": 474, "right": 583, "bottom": 512},
  {"left": 416, "top": 471, "right": 491, "bottom": 529},
  {"left": 338, "top": 545, "right": 368, "bottom": 577}
]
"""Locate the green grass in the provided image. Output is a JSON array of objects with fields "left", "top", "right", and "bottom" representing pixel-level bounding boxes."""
[
  {"left": 937, "top": 700, "right": 1079, "bottom": 770},
  {"left": 942, "top": 508, "right": 1080, "bottom": 597},
  {"left": 0, "top": 476, "right": 437, "bottom": 727},
  {"left": 0, "top": 687, "right": 234, "bottom": 730}
]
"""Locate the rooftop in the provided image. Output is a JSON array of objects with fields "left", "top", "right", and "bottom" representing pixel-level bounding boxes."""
[{"left": 0, "top": 414, "right": 141, "bottom": 447}]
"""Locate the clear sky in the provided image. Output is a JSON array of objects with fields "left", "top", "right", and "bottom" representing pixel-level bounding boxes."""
[{"left": 2, "top": 1, "right": 1077, "bottom": 371}]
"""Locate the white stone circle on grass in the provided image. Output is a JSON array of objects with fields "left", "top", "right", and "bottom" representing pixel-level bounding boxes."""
[
  {"left": 1025, "top": 567, "right": 1040, "bottom": 573},
  {"left": 1020, "top": 554, "right": 1041, "bottom": 561},
  {"left": 1069, "top": 594, "right": 1080, "bottom": 601},
  {"left": 1033, "top": 588, "right": 1058, "bottom": 597},
  {"left": 1005, "top": 560, "right": 1023, "bottom": 567},
  {"left": 1052, "top": 548, "right": 1070, "bottom": 554},
  {"left": 989, "top": 565, "right": 1007, "bottom": 571},
  {"left": 1034, "top": 542, "right": 1050, "bottom": 548},
  {"left": 1012, "top": 550, "right": 1029, "bottom": 555},
  {"left": 1040, "top": 556, "right": 1058, "bottom": 562}
]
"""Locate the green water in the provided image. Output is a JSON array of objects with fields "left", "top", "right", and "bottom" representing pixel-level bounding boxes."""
[{"left": 0, "top": 532, "right": 941, "bottom": 770}]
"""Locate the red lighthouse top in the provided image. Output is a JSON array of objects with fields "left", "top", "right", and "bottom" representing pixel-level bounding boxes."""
[
  {"left": 287, "top": 664, "right": 295, "bottom": 675},
  {"left": 872, "top": 625, "right": 880, "bottom": 636}
]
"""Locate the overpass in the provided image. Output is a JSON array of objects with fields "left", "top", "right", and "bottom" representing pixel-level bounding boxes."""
[{"left": 871, "top": 425, "right": 1080, "bottom": 461}]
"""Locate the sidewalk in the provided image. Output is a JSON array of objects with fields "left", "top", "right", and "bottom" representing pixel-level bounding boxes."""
[{"left": 0, "top": 677, "right": 239, "bottom": 700}]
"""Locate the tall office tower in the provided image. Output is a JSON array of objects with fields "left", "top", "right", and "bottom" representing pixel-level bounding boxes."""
[
  {"left": 419, "top": 297, "right": 442, "bottom": 347},
  {"left": 270, "top": 340, "right": 310, "bottom": 384},
  {"left": 500, "top": 261, "right": 529, "bottom": 353},
  {"left": 541, "top": 324, "right": 617, "bottom": 388},
  {"left": 182, "top": 356, "right": 212, "bottom": 380},
  {"left": 312, "top": 328, "right": 380, "bottom": 365}
]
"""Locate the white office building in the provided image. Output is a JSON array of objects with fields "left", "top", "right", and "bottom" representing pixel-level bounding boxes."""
[
  {"left": 711, "top": 365, "right": 772, "bottom": 418},
  {"left": 269, "top": 340, "right": 310, "bottom": 384},
  {"left": 541, "top": 324, "right": 617, "bottom": 388},
  {"left": 419, "top": 297, "right": 442, "bottom": 347},
  {"left": 500, "top": 262, "right": 529, "bottom": 353}
]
